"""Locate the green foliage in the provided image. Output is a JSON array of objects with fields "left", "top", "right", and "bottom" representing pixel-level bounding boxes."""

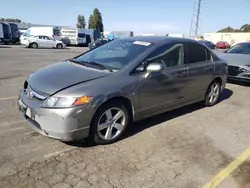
[
  {"left": 76, "top": 15, "right": 86, "bottom": 29},
  {"left": 0, "top": 18, "right": 21, "bottom": 23},
  {"left": 217, "top": 24, "right": 250, "bottom": 33},
  {"left": 240, "top": 24, "right": 250, "bottom": 32},
  {"left": 88, "top": 8, "right": 104, "bottom": 32},
  {"left": 88, "top": 15, "right": 94, "bottom": 29}
]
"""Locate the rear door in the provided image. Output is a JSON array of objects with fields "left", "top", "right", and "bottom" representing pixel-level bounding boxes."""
[
  {"left": 77, "top": 33, "right": 86, "bottom": 44},
  {"left": 184, "top": 42, "right": 214, "bottom": 100}
]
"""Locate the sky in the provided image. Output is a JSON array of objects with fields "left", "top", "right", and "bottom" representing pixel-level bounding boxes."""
[{"left": 1, "top": 0, "right": 249, "bottom": 36}]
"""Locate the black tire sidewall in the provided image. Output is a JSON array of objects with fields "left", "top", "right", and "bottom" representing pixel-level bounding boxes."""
[
  {"left": 89, "top": 102, "right": 129, "bottom": 145},
  {"left": 204, "top": 81, "right": 221, "bottom": 107},
  {"left": 57, "top": 44, "right": 62, "bottom": 49},
  {"left": 32, "top": 43, "right": 37, "bottom": 48}
]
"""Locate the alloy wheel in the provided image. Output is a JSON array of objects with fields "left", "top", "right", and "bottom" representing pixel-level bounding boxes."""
[
  {"left": 208, "top": 83, "right": 220, "bottom": 104},
  {"left": 97, "top": 107, "right": 126, "bottom": 140}
]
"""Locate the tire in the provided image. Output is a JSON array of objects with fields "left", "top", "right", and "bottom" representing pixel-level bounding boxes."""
[
  {"left": 56, "top": 43, "right": 63, "bottom": 49},
  {"left": 31, "top": 43, "right": 38, "bottom": 49},
  {"left": 204, "top": 80, "right": 221, "bottom": 107},
  {"left": 89, "top": 101, "right": 130, "bottom": 145}
]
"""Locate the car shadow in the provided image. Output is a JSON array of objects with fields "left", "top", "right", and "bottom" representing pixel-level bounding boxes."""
[
  {"left": 64, "top": 88, "right": 233, "bottom": 148},
  {"left": 227, "top": 80, "right": 250, "bottom": 87},
  {"left": 0, "top": 45, "right": 12, "bottom": 48}
]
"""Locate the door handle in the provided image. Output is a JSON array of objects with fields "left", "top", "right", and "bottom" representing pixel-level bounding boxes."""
[
  {"left": 177, "top": 71, "right": 187, "bottom": 78},
  {"left": 205, "top": 66, "right": 213, "bottom": 71}
]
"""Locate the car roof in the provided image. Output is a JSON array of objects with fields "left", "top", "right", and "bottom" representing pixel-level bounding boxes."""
[
  {"left": 237, "top": 42, "right": 250, "bottom": 45},
  {"left": 119, "top": 36, "right": 196, "bottom": 44}
]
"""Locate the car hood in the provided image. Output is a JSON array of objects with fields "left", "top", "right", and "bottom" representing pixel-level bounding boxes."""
[
  {"left": 27, "top": 61, "right": 109, "bottom": 95},
  {"left": 218, "top": 53, "right": 250, "bottom": 66}
]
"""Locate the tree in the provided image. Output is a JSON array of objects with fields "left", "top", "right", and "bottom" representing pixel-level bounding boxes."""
[
  {"left": 76, "top": 15, "right": 86, "bottom": 29},
  {"left": 88, "top": 15, "right": 94, "bottom": 29},
  {"left": 88, "top": 8, "right": 104, "bottom": 32},
  {"left": 2, "top": 18, "right": 22, "bottom": 23},
  {"left": 0, "top": 18, "right": 5, "bottom": 21},
  {"left": 217, "top": 24, "right": 250, "bottom": 33},
  {"left": 217, "top": 26, "right": 235, "bottom": 33},
  {"left": 14, "top": 19, "right": 21, "bottom": 23},
  {"left": 240, "top": 24, "right": 250, "bottom": 32}
]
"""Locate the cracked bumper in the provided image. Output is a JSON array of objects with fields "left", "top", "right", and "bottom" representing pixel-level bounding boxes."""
[{"left": 17, "top": 91, "right": 92, "bottom": 141}]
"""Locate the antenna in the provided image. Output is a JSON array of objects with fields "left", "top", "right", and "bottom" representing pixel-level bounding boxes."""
[{"left": 189, "top": 0, "right": 202, "bottom": 38}]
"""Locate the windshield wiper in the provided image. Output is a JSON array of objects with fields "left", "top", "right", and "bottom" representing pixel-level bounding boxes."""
[
  {"left": 68, "top": 58, "right": 89, "bottom": 67},
  {"left": 82, "top": 61, "right": 113, "bottom": 72}
]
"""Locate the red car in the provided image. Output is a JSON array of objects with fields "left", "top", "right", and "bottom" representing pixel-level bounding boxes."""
[{"left": 216, "top": 41, "right": 230, "bottom": 49}]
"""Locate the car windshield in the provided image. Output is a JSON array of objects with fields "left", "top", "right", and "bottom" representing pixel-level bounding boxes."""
[
  {"left": 226, "top": 43, "right": 250, "bottom": 54},
  {"left": 75, "top": 39, "right": 152, "bottom": 70}
]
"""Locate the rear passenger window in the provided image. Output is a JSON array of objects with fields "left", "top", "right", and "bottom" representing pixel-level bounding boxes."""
[{"left": 186, "top": 43, "right": 207, "bottom": 64}]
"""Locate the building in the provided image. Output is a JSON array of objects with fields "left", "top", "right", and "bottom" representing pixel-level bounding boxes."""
[
  {"left": 204, "top": 32, "right": 250, "bottom": 45},
  {"left": 16, "top": 22, "right": 69, "bottom": 30}
]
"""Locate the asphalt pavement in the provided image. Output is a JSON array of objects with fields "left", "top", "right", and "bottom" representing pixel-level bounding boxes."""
[{"left": 0, "top": 45, "right": 250, "bottom": 188}]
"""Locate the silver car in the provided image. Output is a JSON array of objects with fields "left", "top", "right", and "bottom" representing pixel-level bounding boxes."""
[
  {"left": 219, "top": 42, "right": 250, "bottom": 83},
  {"left": 18, "top": 36, "right": 228, "bottom": 144}
]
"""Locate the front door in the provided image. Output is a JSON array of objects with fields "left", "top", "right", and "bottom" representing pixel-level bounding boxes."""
[
  {"left": 43, "top": 36, "right": 55, "bottom": 48},
  {"left": 137, "top": 42, "right": 188, "bottom": 118},
  {"left": 184, "top": 42, "right": 215, "bottom": 100}
]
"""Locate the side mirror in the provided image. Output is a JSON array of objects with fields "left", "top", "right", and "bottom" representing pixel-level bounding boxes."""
[{"left": 146, "top": 62, "right": 164, "bottom": 72}]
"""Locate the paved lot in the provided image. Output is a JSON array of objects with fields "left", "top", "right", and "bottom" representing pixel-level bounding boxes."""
[{"left": 0, "top": 45, "right": 250, "bottom": 188}]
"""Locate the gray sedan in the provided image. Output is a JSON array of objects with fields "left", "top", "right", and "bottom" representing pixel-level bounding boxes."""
[
  {"left": 219, "top": 42, "right": 250, "bottom": 83},
  {"left": 17, "top": 36, "right": 228, "bottom": 144}
]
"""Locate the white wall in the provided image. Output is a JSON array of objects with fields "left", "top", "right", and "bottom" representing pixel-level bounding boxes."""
[{"left": 204, "top": 32, "right": 250, "bottom": 45}]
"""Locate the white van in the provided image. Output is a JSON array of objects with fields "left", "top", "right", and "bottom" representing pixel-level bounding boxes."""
[
  {"left": 61, "top": 28, "right": 87, "bottom": 46},
  {"left": 20, "top": 27, "right": 61, "bottom": 44}
]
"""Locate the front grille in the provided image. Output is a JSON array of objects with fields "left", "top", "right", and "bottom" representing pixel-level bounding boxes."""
[{"left": 228, "top": 65, "right": 245, "bottom": 76}]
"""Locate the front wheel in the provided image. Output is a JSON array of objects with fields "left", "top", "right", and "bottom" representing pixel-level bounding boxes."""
[
  {"left": 56, "top": 43, "right": 63, "bottom": 49},
  {"left": 89, "top": 102, "right": 129, "bottom": 145},
  {"left": 204, "top": 81, "right": 221, "bottom": 107},
  {"left": 31, "top": 42, "right": 38, "bottom": 49}
]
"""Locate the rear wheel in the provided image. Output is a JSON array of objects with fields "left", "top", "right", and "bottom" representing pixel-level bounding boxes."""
[
  {"left": 31, "top": 43, "right": 38, "bottom": 49},
  {"left": 204, "top": 81, "right": 221, "bottom": 106},
  {"left": 89, "top": 101, "right": 129, "bottom": 145},
  {"left": 56, "top": 43, "right": 63, "bottom": 49}
]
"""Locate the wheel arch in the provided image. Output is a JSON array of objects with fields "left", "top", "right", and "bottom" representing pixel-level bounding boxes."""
[{"left": 92, "top": 95, "right": 135, "bottom": 123}]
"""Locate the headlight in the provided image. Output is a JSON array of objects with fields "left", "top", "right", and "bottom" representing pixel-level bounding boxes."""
[
  {"left": 41, "top": 96, "right": 93, "bottom": 108},
  {"left": 238, "top": 65, "right": 250, "bottom": 72}
]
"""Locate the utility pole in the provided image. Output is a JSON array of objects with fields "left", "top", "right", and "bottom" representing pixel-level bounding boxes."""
[{"left": 189, "top": 0, "right": 202, "bottom": 39}]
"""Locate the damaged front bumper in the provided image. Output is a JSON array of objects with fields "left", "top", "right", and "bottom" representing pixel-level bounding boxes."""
[{"left": 17, "top": 90, "right": 92, "bottom": 141}]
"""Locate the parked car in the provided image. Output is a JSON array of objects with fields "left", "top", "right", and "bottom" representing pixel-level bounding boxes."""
[
  {"left": 61, "top": 28, "right": 91, "bottom": 46},
  {"left": 219, "top": 42, "right": 250, "bottom": 83},
  {"left": 8, "top": 22, "right": 19, "bottom": 43},
  {"left": 88, "top": 38, "right": 110, "bottom": 49},
  {"left": 22, "top": 35, "right": 65, "bottom": 49},
  {"left": 216, "top": 41, "right": 230, "bottom": 49},
  {"left": 199, "top": 40, "right": 216, "bottom": 49},
  {"left": 17, "top": 37, "right": 228, "bottom": 144},
  {"left": 0, "top": 22, "right": 11, "bottom": 44}
]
